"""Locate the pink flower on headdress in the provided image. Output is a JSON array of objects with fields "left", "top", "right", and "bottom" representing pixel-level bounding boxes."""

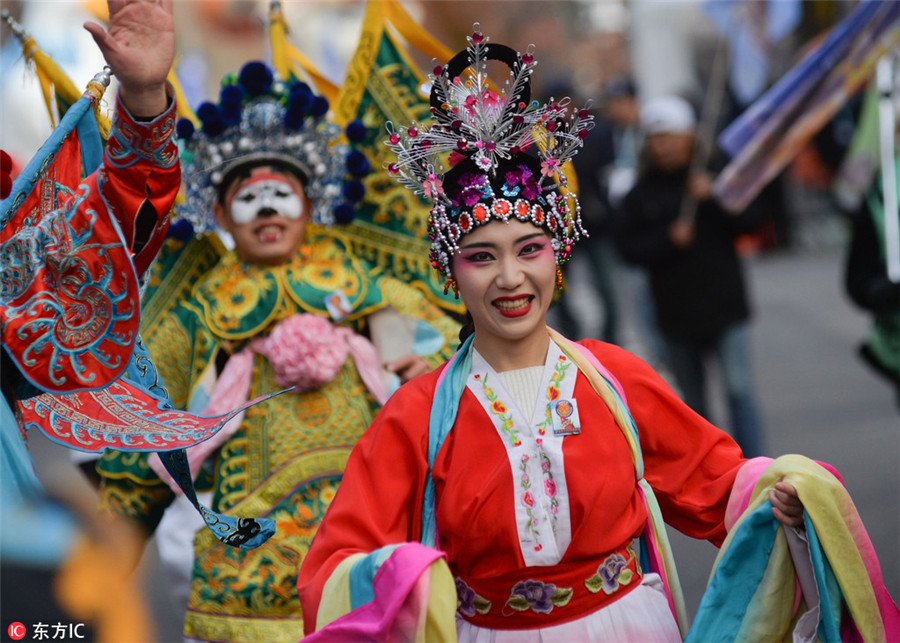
[
  {"left": 423, "top": 173, "right": 444, "bottom": 199},
  {"left": 541, "top": 158, "right": 560, "bottom": 177}
]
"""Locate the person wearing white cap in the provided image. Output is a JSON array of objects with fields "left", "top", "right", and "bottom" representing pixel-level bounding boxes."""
[
  {"left": 639, "top": 95, "right": 697, "bottom": 137},
  {"left": 613, "top": 94, "right": 768, "bottom": 458}
]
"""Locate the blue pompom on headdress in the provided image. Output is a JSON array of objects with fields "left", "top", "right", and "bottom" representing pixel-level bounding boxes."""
[{"left": 176, "top": 61, "right": 371, "bottom": 232}]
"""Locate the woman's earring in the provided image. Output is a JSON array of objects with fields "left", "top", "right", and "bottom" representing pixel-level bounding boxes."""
[
  {"left": 444, "top": 278, "right": 459, "bottom": 299},
  {"left": 555, "top": 265, "right": 565, "bottom": 292}
]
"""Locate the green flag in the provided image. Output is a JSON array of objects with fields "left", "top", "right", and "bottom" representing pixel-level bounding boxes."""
[{"left": 330, "top": 0, "right": 465, "bottom": 315}]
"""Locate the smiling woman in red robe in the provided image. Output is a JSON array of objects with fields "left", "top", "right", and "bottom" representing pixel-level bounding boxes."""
[{"left": 297, "top": 25, "right": 813, "bottom": 643}]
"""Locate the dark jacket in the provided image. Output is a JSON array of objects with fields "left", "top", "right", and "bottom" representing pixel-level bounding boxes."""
[
  {"left": 614, "top": 167, "right": 765, "bottom": 344},
  {"left": 845, "top": 198, "right": 900, "bottom": 315}
]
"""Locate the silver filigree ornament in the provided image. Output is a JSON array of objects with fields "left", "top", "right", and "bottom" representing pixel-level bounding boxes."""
[{"left": 383, "top": 24, "right": 594, "bottom": 280}]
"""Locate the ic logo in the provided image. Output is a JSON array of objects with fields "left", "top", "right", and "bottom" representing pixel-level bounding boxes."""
[{"left": 7, "top": 622, "right": 26, "bottom": 640}]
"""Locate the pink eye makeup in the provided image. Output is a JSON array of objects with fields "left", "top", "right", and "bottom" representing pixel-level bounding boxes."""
[
  {"left": 518, "top": 239, "right": 551, "bottom": 256},
  {"left": 457, "top": 249, "right": 494, "bottom": 263}
]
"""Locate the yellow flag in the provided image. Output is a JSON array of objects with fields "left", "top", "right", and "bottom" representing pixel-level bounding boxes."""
[
  {"left": 8, "top": 21, "right": 111, "bottom": 139},
  {"left": 268, "top": 1, "right": 341, "bottom": 105}
]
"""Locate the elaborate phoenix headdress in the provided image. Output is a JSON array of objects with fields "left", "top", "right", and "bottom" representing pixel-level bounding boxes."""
[{"left": 383, "top": 24, "right": 594, "bottom": 281}]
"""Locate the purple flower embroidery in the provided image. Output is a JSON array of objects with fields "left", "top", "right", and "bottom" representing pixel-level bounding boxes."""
[
  {"left": 584, "top": 551, "right": 636, "bottom": 596},
  {"left": 503, "top": 165, "right": 540, "bottom": 201},
  {"left": 451, "top": 172, "right": 488, "bottom": 208},
  {"left": 505, "top": 579, "right": 573, "bottom": 614},
  {"left": 456, "top": 578, "right": 477, "bottom": 617},
  {"left": 504, "top": 168, "right": 523, "bottom": 188},
  {"left": 510, "top": 580, "right": 556, "bottom": 614},
  {"left": 599, "top": 553, "right": 628, "bottom": 591},
  {"left": 455, "top": 577, "right": 492, "bottom": 616},
  {"left": 456, "top": 172, "right": 485, "bottom": 190}
]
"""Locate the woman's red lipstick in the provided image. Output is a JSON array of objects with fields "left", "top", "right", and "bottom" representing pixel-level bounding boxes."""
[{"left": 493, "top": 295, "right": 533, "bottom": 318}]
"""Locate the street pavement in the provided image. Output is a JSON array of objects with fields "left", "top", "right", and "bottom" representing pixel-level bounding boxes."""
[
  {"left": 667, "top": 246, "right": 900, "bottom": 620},
  {"left": 21, "top": 243, "right": 899, "bottom": 639}
]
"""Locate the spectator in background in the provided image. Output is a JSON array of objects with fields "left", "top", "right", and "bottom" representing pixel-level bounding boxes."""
[
  {"left": 613, "top": 95, "right": 767, "bottom": 457},
  {"left": 546, "top": 78, "right": 619, "bottom": 343},
  {"left": 601, "top": 75, "right": 642, "bottom": 209},
  {"left": 600, "top": 76, "right": 674, "bottom": 371},
  {"left": 844, "top": 156, "right": 900, "bottom": 408}
]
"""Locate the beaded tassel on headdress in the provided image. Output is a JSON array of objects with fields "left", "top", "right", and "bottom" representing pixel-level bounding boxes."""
[
  {"left": 175, "top": 61, "right": 371, "bottom": 234},
  {"left": 384, "top": 24, "right": 594, "bottom": 279}
]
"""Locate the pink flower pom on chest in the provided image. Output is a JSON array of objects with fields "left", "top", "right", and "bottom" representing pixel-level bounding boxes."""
[{"left": 260, "top": 313, "right": 349, "bottom": 391}]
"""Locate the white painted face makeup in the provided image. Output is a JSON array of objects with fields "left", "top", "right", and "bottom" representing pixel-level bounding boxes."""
[{"left": 229, "top": 173, "right": 305, "bottom": 224}]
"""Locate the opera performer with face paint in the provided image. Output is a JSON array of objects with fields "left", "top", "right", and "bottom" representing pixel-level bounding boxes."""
[
  {"left": 298, "top": 28, "right": 900, "bottom": 643},
  {"left": 94, "top": 62, "right": 461, "bottom": 643}
]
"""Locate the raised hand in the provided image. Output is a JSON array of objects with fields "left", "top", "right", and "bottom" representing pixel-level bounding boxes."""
[{"left": 83, "top": 0, "right": 175, "bottom": 117}]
